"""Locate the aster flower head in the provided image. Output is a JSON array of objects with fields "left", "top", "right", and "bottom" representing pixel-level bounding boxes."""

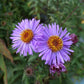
[
  {"left": 37, "top": 23, "right": 74, "bottom": 65},
  {"left": 50, "top": 63, "right": 66, "bottom": 75},
  {"left": 10, "top": 18, "right": 42, "bottom": 56}
]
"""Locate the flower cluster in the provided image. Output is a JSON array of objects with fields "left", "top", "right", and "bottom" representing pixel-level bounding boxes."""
[{"left": 10, "top": 18, "right": 75, "bottom": 75}]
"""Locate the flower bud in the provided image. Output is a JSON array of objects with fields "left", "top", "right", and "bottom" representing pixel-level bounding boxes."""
[
  {"left": 25, "top": 67, "right": 33, "bottom": 76},
  {"left": 70, "top": 34, "right": 78, "bottom": 44},
  {"left": 50, "top": 63, "right": 66, "bottom": 75}
]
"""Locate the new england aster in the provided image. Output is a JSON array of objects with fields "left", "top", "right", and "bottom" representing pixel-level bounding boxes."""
[
  {"left": 36, "top": 23, "right": 74, "bottom": 65},
  {"left": 10, "top": 18, "right": 42, "bottom": 56}
]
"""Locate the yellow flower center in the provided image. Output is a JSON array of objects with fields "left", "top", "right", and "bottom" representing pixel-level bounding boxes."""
[
  {"left": 21, "top": 29, "right": 33, "bottom": 43},
  {"left": 47, "top": 36, "right": 63, "bottom": 52}
]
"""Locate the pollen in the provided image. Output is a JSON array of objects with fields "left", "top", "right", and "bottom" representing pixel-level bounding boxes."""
[
  {"left": 21, "top": 29, "right": 33, "bottom": 43},
  {"left": 47, "top": 36, "right": 63, "bottom": 52}
]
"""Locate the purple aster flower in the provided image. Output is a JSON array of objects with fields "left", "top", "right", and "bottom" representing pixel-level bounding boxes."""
[
  {"left": 50, "top": 63, "right": 66, "bottom": 75},
  {"left": 70, "top": 33, "right": 78, "bottom": 44},
  {"left": 10, "top": 18, "right": 42, "bottom": 56},
  {"left": 36, "top": 23, "right": 74, "bottom": 65}
]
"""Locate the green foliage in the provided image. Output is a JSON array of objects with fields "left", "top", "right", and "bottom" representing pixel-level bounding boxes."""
[
  {"left": 0, "top": 54, "right": 7, "bottom": 84},
  {"left": 0, "top": 0, "right": 84, "bottom": 84}
]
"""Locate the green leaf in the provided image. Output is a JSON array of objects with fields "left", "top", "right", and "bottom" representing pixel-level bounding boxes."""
[
  {"left": 0, "top": 54, "right": 8, "bottom": 84},
  {"left": 49, "top": 78, "right": 60, "bottom": 84},
  {"left": 28, "top": 54, "right": 38, "bottom": 63},
  {"left": 0, "top": 39, "right": 13, "bottom": 63},
  {"left": 9, "top": 71, "right": 22, "bottom": 84}
]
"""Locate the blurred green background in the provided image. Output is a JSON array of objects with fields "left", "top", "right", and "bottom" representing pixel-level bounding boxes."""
[{"left": 0, "top": 0, "right": 84, "bottom": 84}]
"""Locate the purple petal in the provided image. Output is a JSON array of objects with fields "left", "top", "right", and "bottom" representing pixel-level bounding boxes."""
[
  {"left": 63, "top": 47, "right": 74, "bottom": 52},
  {"left": 52, "top": 53, "right": 56, "bottom": 65},
  {"left": 60, "top": 28, "right": 67, "bottom": 38},
  {"left": 56, "top": 24, "right": 59, "bottom": 36},
  {"left": 16, "top": 42, "right": 24, "bottom": 53},
  {"left": 63, "top": 41, "right": 73, "bottom": 45},
  {"left": 60, "top": 50, "right": 70, "bottom": 61},
  {"left": 28, "top": 45, "right": 33, "bottom": 55}
]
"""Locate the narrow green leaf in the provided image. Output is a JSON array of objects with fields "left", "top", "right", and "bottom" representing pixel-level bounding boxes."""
[
  {"left": 28, "top": 54, "right": 38, "bottom": 63},
  {"left": 0, "top": 54, "right": 8, "bottom": 84}
]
